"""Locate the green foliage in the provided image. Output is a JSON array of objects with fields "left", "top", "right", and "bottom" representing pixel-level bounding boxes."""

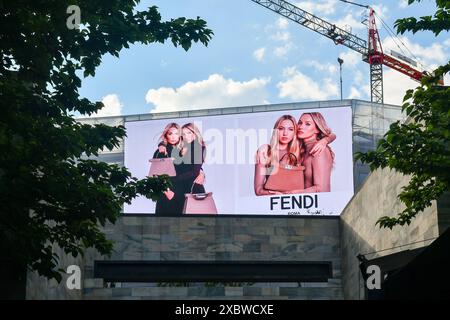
[
  {"left": 395, "top": 0, "right": 450, "bottom": 36},
  {"left": 356, "top": 0, "right": 449, "bottom": 229},
  {"left": 0, "top": 1, "right": 213, "bottom": 281}
]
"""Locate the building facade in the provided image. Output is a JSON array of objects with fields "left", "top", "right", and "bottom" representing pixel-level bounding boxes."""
[{"left": 25, "top": 99, "right": 449, "bottom": 299}]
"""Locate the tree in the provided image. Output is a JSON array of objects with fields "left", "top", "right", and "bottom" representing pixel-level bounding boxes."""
[
  {"left": 357, "top": 0, "right": 449, "bottom": 229},
  {"left": 0, "top": 0, "right": 213, "bottom": 282}
]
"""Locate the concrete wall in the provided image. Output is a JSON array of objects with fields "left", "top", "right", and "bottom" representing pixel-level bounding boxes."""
[
  {"left": 437, "top": 192, "right": 450, "bottom": 234},
  {"left": 27, "top": 217, "right": 344, "bottom": 299},
  {"left": 340, "top": 168, "right": 445, "bottom": 300}
]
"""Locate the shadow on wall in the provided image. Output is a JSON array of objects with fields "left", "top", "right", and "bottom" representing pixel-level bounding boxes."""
[{"left": 340, "top": 218, "right": 377, "bottom": 300}]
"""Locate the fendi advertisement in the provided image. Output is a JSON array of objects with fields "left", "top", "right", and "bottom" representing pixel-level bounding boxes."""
[{"left": 124, "top": 106, "right": 354, "bottom": 216}]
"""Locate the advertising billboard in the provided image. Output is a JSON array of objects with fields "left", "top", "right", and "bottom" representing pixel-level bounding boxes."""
[{"left": 124, "top": 106, "right": 354, "bottom": 216}]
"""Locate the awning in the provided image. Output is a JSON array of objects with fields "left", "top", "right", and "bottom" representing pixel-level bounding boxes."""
[{"left": 358, "top": 227, "right": 450, "bottom": 299}]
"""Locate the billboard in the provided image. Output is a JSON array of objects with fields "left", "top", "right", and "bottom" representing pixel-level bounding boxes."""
[{"left": 124, "top": 106, "right": 354, "bottom": 216}]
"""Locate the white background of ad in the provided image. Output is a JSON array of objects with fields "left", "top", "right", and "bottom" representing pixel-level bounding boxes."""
[{"left": 124, "top": 106, "right": 354, "bottom": 215}]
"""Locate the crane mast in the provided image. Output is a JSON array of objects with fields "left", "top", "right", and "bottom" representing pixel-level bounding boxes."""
[
  {"left": 251, "top": 0, "right": 432, "bottom": 104},
  {"left": 366, "top": 7, "right": 384, "bottom": 103}
]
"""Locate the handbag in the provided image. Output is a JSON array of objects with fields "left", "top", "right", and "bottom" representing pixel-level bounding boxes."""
[
  {"left": 148, "top": 154, "right": 176, "bottom": 177},
  {"left": 264, "top": 153, "right": 305, "bottom": 192},
  {"left": 183, "top": 183, "right": 218, "bottom": 214}
]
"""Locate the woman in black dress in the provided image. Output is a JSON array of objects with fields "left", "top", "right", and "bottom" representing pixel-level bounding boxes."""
[
  {"left": 153, "top": 122, "right": 206, "bottom": 216},
  {"left": 152, "top": 123, "right": 182, "bottom": 216},
  {"left": 177, "top": 123, "right": 206, "bottom": 200}
]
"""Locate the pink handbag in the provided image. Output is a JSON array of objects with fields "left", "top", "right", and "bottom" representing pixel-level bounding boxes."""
[
  {"left": 148, "top": 157, "right": 176, "bottom": 177},
  {"left": 183, "top": 184, "right": 218, "bottom": 214}
]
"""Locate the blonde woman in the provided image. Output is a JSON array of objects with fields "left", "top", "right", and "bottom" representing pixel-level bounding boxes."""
[
  {"left": 177, "top": 122, "right": 207, "bottom": 189},
  {"left": 254, "top": 115, "right": 300, "bottom": 196},
  {"left": 293, "top": 112, "right": 335, "bottom": 193},
  {"left": 152, "top": 123, "right": 182, "bottom": 215}
]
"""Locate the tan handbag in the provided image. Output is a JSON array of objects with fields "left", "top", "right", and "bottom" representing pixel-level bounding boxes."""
[
  {"left": 183, "top": 184, "right": 218, "bottom": 214},
  {"left": 148, "top": 157, "right": 176, "bottom": 177},
  {"left": 264, "top": 153, "right": 305, "bottom": 192}
]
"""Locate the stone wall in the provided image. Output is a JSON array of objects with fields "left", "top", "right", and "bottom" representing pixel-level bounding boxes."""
[
  {"left": 27, "top": 217, "right": 344, "bottom": 299},
  {"left": 26, "top": 246, "right": 83, "bottom": 300},
  {"left": 340, "top": 168, "right": 445, "bottom": 300},
  {"left": 85, "top": 217, "right": 343, "bottom": 299}
]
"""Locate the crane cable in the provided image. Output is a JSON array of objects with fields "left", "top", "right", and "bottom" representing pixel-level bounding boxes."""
[
  {"left": 338, "top": 0, "right": 369, "bottom": 9},
  {"left": 374, "top": 12, "right": 429, "bottom": 72},
  {"left": 376, "top": 14, "right": 411, "bottom": 59},
  {"left": 338, "top": 0, "right": 429, "bottom": 72}
]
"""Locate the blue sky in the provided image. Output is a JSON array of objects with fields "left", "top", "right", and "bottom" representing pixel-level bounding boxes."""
[{"left": 79, "top": 0, "right": 450, "bottom": 117}]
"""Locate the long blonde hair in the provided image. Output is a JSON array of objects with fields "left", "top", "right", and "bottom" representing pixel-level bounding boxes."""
[
  {"left": 181, "top": 123, "right": 206, "bottom": 161},
  {"left": 181, "top": 123, "right": 205, "bottom": 147},
  {"left": 159, "top": 122, "right": 181, "bottom": 148},
  {"left": 267, "top": 115, "right": 300, "bottom": 167},
  {"left": 299, "top": 112, "right": 335, "bottom": 161}
]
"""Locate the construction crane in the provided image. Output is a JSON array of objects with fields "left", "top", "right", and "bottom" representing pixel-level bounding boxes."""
[{"left": 250, "top": 0, "right": 438, "bottom": 104}]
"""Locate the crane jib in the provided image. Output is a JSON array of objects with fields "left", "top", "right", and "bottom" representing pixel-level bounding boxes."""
[{"left": 250, "top": 0, "right": 368, "bottom": 55}]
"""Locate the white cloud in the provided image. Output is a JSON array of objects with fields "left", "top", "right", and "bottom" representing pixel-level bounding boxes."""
[
  {"left": 270, "top": 31, "right": 291, "bottom": 42},
  {"left": 353, "top": 70, "right": 365, "bottom": 85},
  {"left": 383, "top": 68, "right": 420, "bottom": 106},
  {"left": 259, "top": 16, "right": 292, "bottom": 60},
  {"left": 264, "top": 18, "right": 291, "bottom": 42},
  {"left": 253, "top": 47, "right": 266, "bottom": 62},
  {"left": 305, "top": 60, "right": 338, "bottom": 74},
  {"left": 371, "top": 4, "right": 389, "bottom": 22},
  {"left": 332, "top": 13, "right": 365, "bottom": 31},
  {"left": 294, "top": 0, "right": 338, "bottom": 16},
  {"left": 276, "top": 17, "right": 289, "bottom": 30},
  {"left": 383, "top": 36, "right": 448, "bottom": 69},
  {"left": 264, "top": 17, "right": 290, "bottom": 34},
  {"left": 444, "top": 39, "right": 450, "bottom": 47},
  {"left": 347, "top": 87, "right": 362, "bottom": 99},
  {"left": 362, "top": 85, "right": 371, "bottom": 99},
  {"left": 89, "top": 94, "right": 123, "bottom": 118},
  {"left": 274, "top": 42, "right": 293, "bottom": 58},
  {"left": 277, "top": 66, "right": 338, "bottom": 100},
  {"left": 399, "top": 0, "right": 409, "bottom": 8},
  {"left": 328, "top": 64, "right": 338, "bottom": 74},
  {"left": 146, "top": 74, "right": 271, "bottom": 113},
  {"left": 339, "top": 50, "right": 361, "bottom": 68},
  {"left": 347, "top": 66, "right": 420, "bottom": 105}
]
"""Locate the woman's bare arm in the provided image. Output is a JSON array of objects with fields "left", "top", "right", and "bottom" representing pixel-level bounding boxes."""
[
  {"left": 307, "top": 150, "right": 332, "bottom": 192},
  {"left": 309, "top": 133, "right": 336, "bottom": 157},
  {"left": 289, "top": 150, "right": 332, "bottom": 193},
  {"left": 194, "top": 170, "right": 205, "bottom": 185},
  {"left": 254, "top": 164, "right": 271, "bottom": 196},
  {"left": 254, "top": 145, "right": 273, "bottom": 196},
  {"left": 326, "top": 133, "right": 336, "bottom": 144}
]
